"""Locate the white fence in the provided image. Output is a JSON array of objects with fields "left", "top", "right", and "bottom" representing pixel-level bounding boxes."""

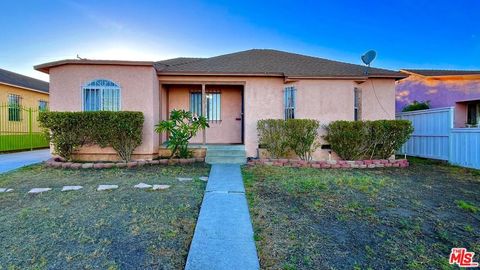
[
  {"left": 450, "top": 129, "right": 480, "bottom": 169},
  {"left": 396, "top": 107, "right": 480, "bottom": 169}
]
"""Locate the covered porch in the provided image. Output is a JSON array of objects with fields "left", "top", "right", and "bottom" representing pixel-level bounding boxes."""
[{"left": 159, "top": 81, "right": 245, "bottom": 146}]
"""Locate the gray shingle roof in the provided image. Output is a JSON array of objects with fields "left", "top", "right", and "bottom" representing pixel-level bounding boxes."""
[
  {"left": 402, "top": 69, "right": 480, "bottom": 77},
  {"left": 155, "top": 49, "right": 405, "bottom": 78},
  {"left": 155, "top": 57, "right": 205, "bottom": 71},
  {"left": 0, "top": 68, "right": 49, "bottom": 93}
]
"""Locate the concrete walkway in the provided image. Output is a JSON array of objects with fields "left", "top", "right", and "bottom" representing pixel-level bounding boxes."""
[
  {"left": 0, "top": 149, "right": 51, "bottom": 174},
  {"left": 186, "top": 164, "right": 259, "bottom": 270}
]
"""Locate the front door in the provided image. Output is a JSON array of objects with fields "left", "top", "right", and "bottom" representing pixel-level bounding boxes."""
[{"left": 204, "top": 86, "right": 243, "bottom": 144}]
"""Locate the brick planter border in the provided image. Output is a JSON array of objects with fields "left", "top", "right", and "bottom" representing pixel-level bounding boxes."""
[
  {"left": 247, "top": 158, "right": 409, "bottom": 169},
  {"left": 45, "top": 157, "right": 205, "bottom": 169}
]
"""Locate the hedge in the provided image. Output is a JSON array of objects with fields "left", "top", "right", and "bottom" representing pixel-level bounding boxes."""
[
  {"left": 257, "top": 119, "right": 289, "bottom": 158},
  {"left": 39, "top": 111, "right": 144, "bottom": 161},
  {"left": 324, "top": 120, "right": 413, "bottom": 160},
  {"left": 257, "top": 119, "right": 320, "bottom": 161},
  {"left": 285, "top": 119, "right": 321, "bottom": 161}
]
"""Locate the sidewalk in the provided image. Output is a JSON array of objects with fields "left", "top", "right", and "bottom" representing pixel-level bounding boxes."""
[
  {"left": 185, "top": 164, "right": 260, "bottom": 270},
  {"left": 0, "top": 149, "right": 51, "bottom": 173}
]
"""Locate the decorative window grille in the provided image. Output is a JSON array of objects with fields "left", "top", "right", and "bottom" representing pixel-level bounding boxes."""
[
  {"left": 38, "top": 100, "right": 48, "bottom": 111},
  {"left": 8, "top": 94, "right": 22, "bottom": 121},
  {"left": 190, "top": 90, "right": 221, "bottom": 122},
  {"left": 354, "top": 88, "right": 362, "bottom": 121},
  {"left": 284, "top": 86, "right": 296, "bottom": 119},
  {"left": 82, "top": 79, "right": 120, "bottom": 111}
]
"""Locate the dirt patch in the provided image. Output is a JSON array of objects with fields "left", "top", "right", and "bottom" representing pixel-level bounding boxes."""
[{"left": 243, "top": 158, "right": 480, "bottom": 269}]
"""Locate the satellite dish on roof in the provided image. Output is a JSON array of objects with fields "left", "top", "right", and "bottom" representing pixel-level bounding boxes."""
[{"left": 361, "top": 50, "right": 376, "bottom": 67}]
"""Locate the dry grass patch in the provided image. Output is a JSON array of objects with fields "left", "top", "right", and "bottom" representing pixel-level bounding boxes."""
[{"left": 0, "top": 164, "right": 209, "bottom": 269}]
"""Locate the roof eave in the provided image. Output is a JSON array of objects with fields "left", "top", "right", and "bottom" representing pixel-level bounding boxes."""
[
  {"left": 157, "top": 71, "right": 405, "bottom": 80},
  {"left": 0, "top": 82, "right": 49, "bottom": 94},
  {"left": 400, "top": 69, "right": 480, "bottom": 78},
  {"left": 156, "top": 71, "right": 285, "bottom": 77},
  {"left": 35, "top": 59, "right": 155, "bottom": 74}
]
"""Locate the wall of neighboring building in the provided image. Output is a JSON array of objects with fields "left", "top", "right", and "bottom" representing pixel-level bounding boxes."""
[
  {"left": 49, "top": 64, "right": 159, "bottom": 160},
  {"left": 0, "top": 83, "right": 49, "bottom": 108},
  {"left": 396, "top": 74, "right": 480, "bottom": 112},
  {"left": 0, "top": 83, "right": 50, "bottom": 151}
]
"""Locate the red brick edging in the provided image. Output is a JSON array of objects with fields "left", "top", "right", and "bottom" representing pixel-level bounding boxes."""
[
  {"left": 45, "top": 157, "right": 205, "bottom": 169},
  {"left": 247, "top": 158, "right": 409, "bottom": 169}
]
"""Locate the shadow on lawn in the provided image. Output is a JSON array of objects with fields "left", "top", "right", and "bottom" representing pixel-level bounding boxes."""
[{"left": 0, "top": 164, "right": 210, "bottom": 269}]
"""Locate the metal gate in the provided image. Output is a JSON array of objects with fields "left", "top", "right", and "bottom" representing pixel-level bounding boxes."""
[{"left": 0, "top": 103, "right": 49, "bottom": 152}]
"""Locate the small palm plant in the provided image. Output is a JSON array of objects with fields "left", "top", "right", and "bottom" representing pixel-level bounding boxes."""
[{"left": 155, "top": 110, "right": 209, "bottom": 158}]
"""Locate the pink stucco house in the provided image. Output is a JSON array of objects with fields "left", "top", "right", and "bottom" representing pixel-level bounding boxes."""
[
  {"left": 35, "top": 49, "right": 405, "bottom": 161},
  {"left": 396, "top": 69, "right": 480, "bottom": 128}
]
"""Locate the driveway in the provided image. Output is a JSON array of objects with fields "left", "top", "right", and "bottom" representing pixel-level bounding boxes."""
[{"left": 0, "top": 149, "right": 51, "bottom": 173}]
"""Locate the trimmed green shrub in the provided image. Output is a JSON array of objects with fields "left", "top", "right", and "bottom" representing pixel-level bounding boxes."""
[
  {"left": 367, "top": 120, "right": 414, "bottom": 159},
  {"left": 323, "top": 121, "right": 370, "bottom": 160},
  {"left": 102, "top": 112, "right": 144, "bottom": 162},
  {"left": 324, "top": 120, "right": 413, "bottom": 160},
  {"left": 402, "top": 100, "right": 430, "bottom": 112},
  {"left": 257, "top": 119, "right": 321, "bottom": 160},
  {"left": 257, "top": 119, "right": 289, "bottom": 158},
  {"left": 285, "top": 119, "right": 320, "bottom": 161},
  {"left": 38, "top": 112, "right": 88, "bottom": 161},
  {"left": 39, "top": 111, "right": 144, "bottom": 161},
  {"left": 155, "top": 110, "right": 209, "bottom": 158}
]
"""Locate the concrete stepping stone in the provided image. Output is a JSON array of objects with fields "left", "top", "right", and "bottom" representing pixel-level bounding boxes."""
[
  {"left": 177, "top": 177, "right": 193, "bottom": 182},
  {"left": 0, "top": 188, "right": 14, "bottom": 193},
  {"left": 199, "top": 176, "right": 208, "bottom": 182},
  {"left": 61, "top": 186, "right": 83, "bottom": 192},
  {"left": 152, "top": 184, "right": 170, "bottom": 190},
  {"left": 28, "top": 188, "right": 52, "bottom": 194},
  {"left": 134, "top": 183, "right": 152, "bottom": 189},
  {"left": 97, "top": 185, "right": 118, "bottom": 191}
]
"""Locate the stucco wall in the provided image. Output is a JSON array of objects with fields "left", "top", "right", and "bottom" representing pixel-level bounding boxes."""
[
  {"left": 292, "top": 78, "right": 394, "bottom": 159},
  {"left": 49, "top": 64, "right": 159, "bottom": 158},
  {"left": 159, "top": 75, "right": 395, "bottom": 159},
  {"left": 396, "top": 74, "right": 480, "bottom": 112},
  {"left": 46, "top": 66, "right": 397, "bottom": 160}
]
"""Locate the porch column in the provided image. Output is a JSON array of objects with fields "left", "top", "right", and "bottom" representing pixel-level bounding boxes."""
[{"left": 202, "top": 84, "right": 206, "bottom": 145}]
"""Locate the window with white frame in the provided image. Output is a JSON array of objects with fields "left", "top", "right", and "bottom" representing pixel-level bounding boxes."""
[
  {"left": 8, "top": 94, "right": 22, "bottom": 121},
  {"left": 82, "top": 79, "right": 120, "bottom": 111},
  {"left": 189, "top": 91, "right": 221, "bottom": 122},
  {"left": 38, "top": 100, "right": 48, "bottom": 111},
  {"left": 354, "top": 88, "right": 362, "bottom": 121},
  {"left": 284, "top": 86, "right": 296, "bottom": 119}
]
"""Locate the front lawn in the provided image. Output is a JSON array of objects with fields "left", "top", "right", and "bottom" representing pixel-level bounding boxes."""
[
  {"left": 0, "top": 164, "right": 210, "bottom": 269},
  {"left": 243, "top": 158, "right": 480, "bottom": 269}
]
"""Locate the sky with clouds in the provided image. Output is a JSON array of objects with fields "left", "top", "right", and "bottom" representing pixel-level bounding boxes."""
[{"left": 1, "top": 0, "right": 479, "bottom": 81}]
